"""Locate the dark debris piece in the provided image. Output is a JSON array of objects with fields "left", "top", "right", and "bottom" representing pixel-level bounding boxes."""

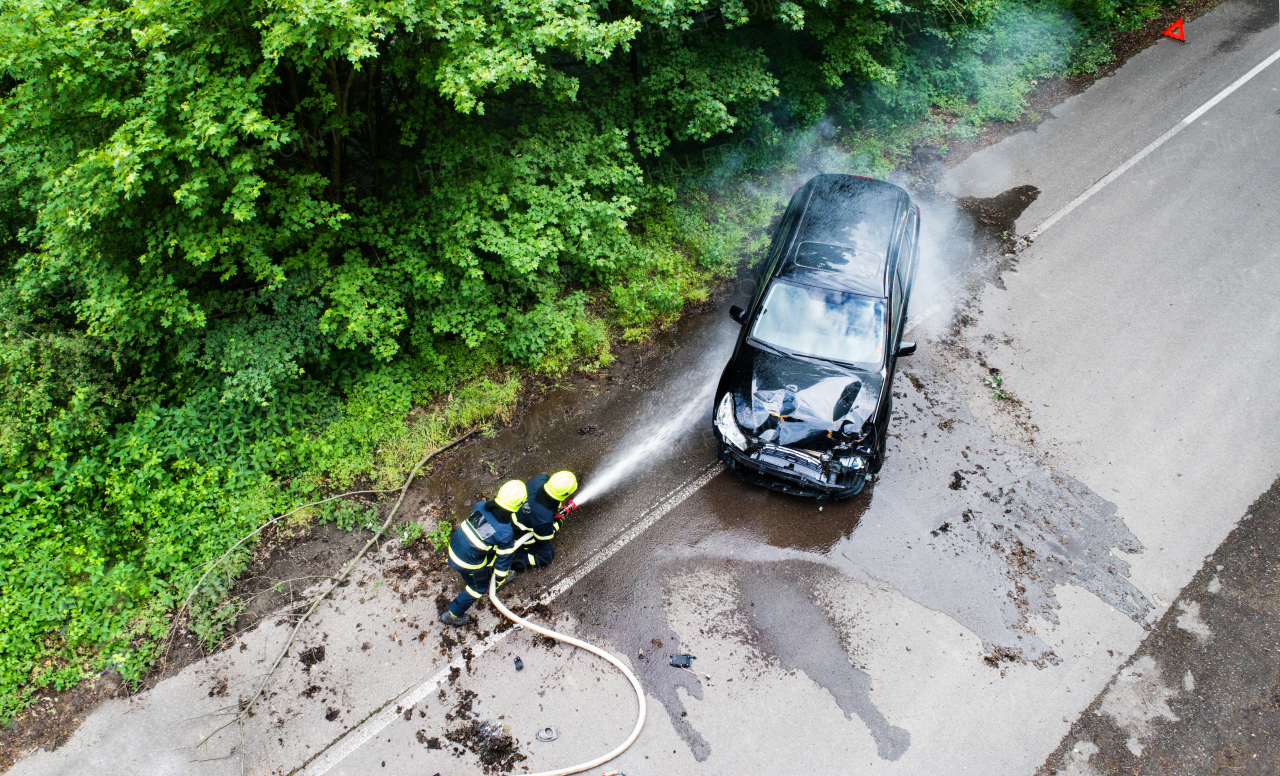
[{"left": 299, "top": 645, "right": 326, "bottom": 671}]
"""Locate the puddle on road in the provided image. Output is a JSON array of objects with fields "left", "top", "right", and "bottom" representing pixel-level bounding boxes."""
[
  {"left": 565, "top": 554, "right": 714, "bottom": 761},
  {"left": 565, "top": 547, "right": 913, "bottom": 763},
  {"left": 701, "top": 473, "right": 873, "bottom": 553},
  {"left": 737, "top": 562, "right": 912, "bottom": 760}
]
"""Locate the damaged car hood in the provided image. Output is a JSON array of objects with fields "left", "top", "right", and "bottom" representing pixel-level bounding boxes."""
[{"left": 730, "top": 345, "right": 884, "bottom": 449}]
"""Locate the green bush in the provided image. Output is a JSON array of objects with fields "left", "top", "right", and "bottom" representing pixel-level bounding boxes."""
[{"left": 396, "top": 522, "right": 424, "bottom": 545}]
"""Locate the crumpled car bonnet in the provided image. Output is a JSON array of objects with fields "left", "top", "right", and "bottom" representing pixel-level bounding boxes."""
[{"left": 731, "top": 348, "right": 882, "bottom": 449}]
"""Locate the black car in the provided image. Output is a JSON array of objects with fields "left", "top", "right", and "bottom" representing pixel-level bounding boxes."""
[{"left": 712, "top": 174, "right": 920, "bottom": 498}]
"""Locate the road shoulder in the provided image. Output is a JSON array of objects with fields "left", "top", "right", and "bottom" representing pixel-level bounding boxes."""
[{"left": 1039, "top": 477, "right": 1280, "bottom": 775}]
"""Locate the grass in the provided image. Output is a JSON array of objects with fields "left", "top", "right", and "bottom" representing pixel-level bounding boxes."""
[{"left": 985, "top": 372, "right": 1012, "bottom": 400}]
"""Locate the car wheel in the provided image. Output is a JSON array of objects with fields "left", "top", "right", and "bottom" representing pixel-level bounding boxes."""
[
  {"left": 869, "top": 399, "right": 890, "bottom": 474},
  {"left": 869, "top": 442, "right": 886, "bottom": 474},
  {"left": 838, "top": 474, "right": 867, "bottom": 499}
]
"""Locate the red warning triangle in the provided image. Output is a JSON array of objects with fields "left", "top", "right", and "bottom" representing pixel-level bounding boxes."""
[{"left": 1163, "top": 18, "right": 1186, "bottom": 42}]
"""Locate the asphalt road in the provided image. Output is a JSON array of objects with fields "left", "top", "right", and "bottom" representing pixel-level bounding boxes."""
[
  {"left": 1039, "top": 476, "right": 1280, "bottom": 775},
  {"left": 8, "top": 2, "right": 1278, "bottom": 774}
]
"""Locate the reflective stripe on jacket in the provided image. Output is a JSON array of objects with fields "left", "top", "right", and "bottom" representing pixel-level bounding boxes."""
[{"left": 446, "top": 500, "right": 517, "bottom": 583}]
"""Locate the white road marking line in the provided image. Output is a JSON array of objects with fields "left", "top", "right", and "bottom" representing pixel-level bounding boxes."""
[
  {"left": 905, "top": 45, "right": 1280, "bottom": 337},
  {"left": 1025, "top": 46, "right": 1280, "bottom": 241},
  {"left": 295, "top": 461, "right": 722, "bottom": 776},
  {"left": 540, "top": 463, "right": 723, "bottom": 603}
]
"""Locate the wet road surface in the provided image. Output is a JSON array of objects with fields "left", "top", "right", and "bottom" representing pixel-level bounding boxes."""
[
  {"left": 7, "top": 1, "right": 1278, "bottom": 774},
  {"left": 1040, "top": 476, "right": 1280, "bottom": 775}
]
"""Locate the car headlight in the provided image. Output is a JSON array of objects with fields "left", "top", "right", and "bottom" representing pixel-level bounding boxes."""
[{"left": 716, "top": 393, "right": 748, "bottom": 451}]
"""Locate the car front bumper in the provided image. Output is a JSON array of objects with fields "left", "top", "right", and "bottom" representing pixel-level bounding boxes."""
[{"left": 718, "top": 440, "right": 868, "bottom": 499}]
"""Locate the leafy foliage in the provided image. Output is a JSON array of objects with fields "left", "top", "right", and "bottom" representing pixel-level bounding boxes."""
[
  {"left": 395, "top": 521, "right": 424, "bottom": 545},
  {"left": 426, "top": 520, "right": 453, "bottom": 552}
]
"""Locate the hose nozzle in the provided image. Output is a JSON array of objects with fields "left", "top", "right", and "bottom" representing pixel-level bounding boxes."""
[{"left": 557, "top": 499, "right": 579, "bottom": 519}]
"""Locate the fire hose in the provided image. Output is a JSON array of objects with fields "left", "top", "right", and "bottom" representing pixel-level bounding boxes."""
[{"left": 488, "top": 528, "right": 646, "bottom": 776}]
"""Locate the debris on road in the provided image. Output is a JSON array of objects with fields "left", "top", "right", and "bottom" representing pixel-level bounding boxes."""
[
  {"left": 514, "top": 656, "right": 524, "bottom": 671},
  {"left": 445, "top": 719, "right": 526, "bottom": 774},
  {"left": 670, "top": 654, "right": 711, "bottom": 682},
  {"left": 298, "top": 645, "right": 326, "bottom": 671},
  {"left": 536, "top": 725, "right": 560, "bottom": 742}
]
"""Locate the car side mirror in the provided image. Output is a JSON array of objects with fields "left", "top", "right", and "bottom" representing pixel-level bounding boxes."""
[
  {"left": 729, "top": 305, "right": 746, "bottom": 324},
  {"left": 897, "top": 341, "right": 917, "bottom": 357}
]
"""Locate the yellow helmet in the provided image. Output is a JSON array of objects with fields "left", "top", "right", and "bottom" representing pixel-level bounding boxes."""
[
  {"left": 495, "top": 480, "right": 528, "bottom": 513},
  {"left": 544, "top": 471, "right": 578, "bottom": 501}
]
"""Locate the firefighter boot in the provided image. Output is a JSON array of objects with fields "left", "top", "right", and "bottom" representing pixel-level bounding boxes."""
[{"left": 439, "top": 610, "right": 472, "bottom": 627}]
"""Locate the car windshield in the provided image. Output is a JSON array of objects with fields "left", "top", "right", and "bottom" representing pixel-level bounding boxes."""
[{"left": 750, "top": 281, "right": 886, "bottom": 365}]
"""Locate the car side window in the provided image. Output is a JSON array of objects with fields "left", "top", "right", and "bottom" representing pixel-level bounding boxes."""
[
  {"left": 751, "top": 202, "right": 800, "bottom": 312},
  {"left": 898, "top": 208, "right": 918, "bottom": 287},
  {"left": 768, "top": 203, "right": 801, "bottom": 273}
]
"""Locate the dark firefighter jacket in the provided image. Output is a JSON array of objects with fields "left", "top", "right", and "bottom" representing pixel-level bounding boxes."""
[
  {"left": 514, "top": 474, "right": 563, "bottom": 546},
  {"left": 447, "top": 500, "right": 517, "bottom": 588}
]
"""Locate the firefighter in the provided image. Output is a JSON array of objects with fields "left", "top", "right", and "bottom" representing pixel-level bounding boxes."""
[
  {"left": 511, "top": 470, "right": 578, "bottom": 571},
  {"left": 439, "top": 480, "right": 527, "bottom": 626}
]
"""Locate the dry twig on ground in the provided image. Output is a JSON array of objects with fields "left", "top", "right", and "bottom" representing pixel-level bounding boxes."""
[{"left": 183, "top": 429, "right": 478, "bottom": 746}]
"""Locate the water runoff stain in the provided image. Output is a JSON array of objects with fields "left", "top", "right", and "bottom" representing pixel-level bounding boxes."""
[
  {"left": 737, "top": 562, "right": 911, "bottom": 760},
  {"left": 565, "top": 549, "right": 715, "bottom": 760},
  {"left": 851, "top": 362, "right": 1154, "bottom": 665},
  {"left": 567, "top": 538, "right": 913, "bottom": 763}
]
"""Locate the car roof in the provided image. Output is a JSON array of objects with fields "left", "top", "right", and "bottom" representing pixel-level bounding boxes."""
[{"left": 779, "top": 175, "right": 908, "bottom": 297}]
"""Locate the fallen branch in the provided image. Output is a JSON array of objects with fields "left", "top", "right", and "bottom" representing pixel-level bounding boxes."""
[
  {"left": 163, "top": 486, "right": 400, "bottom": 666},
  {"left": 194, "top": 428, "right": 478, "bottom": 745}
]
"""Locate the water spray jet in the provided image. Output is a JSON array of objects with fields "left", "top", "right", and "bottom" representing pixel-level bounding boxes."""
[{"left": 571, "top": 375, "right": 719, "bottom": 507}]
